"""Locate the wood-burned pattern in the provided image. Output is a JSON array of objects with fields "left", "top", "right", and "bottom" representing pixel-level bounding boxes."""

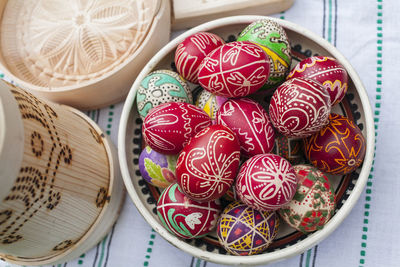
[{"left": 0, "top": 82, "right": 111, "bottom": 258}]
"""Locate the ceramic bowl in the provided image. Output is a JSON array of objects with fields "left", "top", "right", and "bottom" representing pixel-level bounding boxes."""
[
  {"left": 0, "top": 0, "right": 170, "bottom": 110},
  {"left": 118, "top": 16, "right": 374, "bottom": 265}
]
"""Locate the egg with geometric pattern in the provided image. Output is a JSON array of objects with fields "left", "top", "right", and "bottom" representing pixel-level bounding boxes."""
[
  {"left": 279, "top": 165, "right": 336, "bottom": 233},
  {"left": 195, "top": 89, "right": 228, "bottom": 120},
  {"left": 217, "top": 201, "right": 279, "bottom": 255}
]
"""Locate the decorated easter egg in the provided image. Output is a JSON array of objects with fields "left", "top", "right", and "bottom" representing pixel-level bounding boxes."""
[
  {"left": 157, "top": 183, "right": 221, "bottom": 239},
  {"left": 217, "top": 201, "right": 279, "bottom": 255},
  {"left": 237, "top": 18, "right": 291, "bottom": 87},
  {"left": 176, "top": 125, "right": 241, "bottom": 202},
  {"left": 287, "top": 56, "right": 348, "bottom": 105},
  {"left": 272, "top": 133, "right": 305, "bottom": 165},
  {"left": 235, "top": 154, "right": 298, "bottom": 211},
  {"left": 304, "top": 113, "right": 366, "bottom": 175},
  {"left": 216, "top": 98, "right": 275, "bottom": 157},
  {"left": 198, "top": 41, "right": 270, "bottom": 97},
  {"left": 138, "top": 146, "right": 178, "bottom": 188},
  {"left": 175, "top": 32, "right": 225, "bottom": 83},
  {"left": 269, "top": 77, "right": 331, "bottom": 138},
  {"left": 136, "top": 69, "right": 193, "bottom": 119},
  {"left": 142, "top": 102, "right": 212, "bottom": 154},
  {"left": 195, "top": 89, "right": 228, "bottom": 120},
  {"left": 279, "top": 165, "right": 336, "bottom": 233}
]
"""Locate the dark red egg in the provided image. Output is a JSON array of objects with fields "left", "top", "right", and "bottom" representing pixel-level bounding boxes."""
[
  {"left": 287, "top": 56, "right": 348, "bottom": 105},
  {"left": 235, "top": 154, "right": 298, "bottom": 211},
  {"left": 303, "top": 113, "right": 366, "bottom": 175},
  {"left": 176, "top": 124, "right": 241, "bottom": 202},
  {"left": 157, "top": 183, "right": 221, "bottom": 239},
  {"left": 175, "top": 32, "right": 225, "bottom": 84},
  {"left": 198, "top": 41, "right": 270, "bottom": 97},
  {"left": 269, "top": 77, "right": 331, "bottom": 138},
  {"left": 216, "top": 98, "right": 275, "bottom": 157},
  {"left": 142, "top": 102, "right": 212, "bottom": 154}
]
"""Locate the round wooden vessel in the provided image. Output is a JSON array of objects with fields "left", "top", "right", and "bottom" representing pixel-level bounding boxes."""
[
  {"left": 0, "top": 81, "right": 125, "bottom": 265},
  {"left": 0, "top": 0, "right": 170, "bottom": 110}
]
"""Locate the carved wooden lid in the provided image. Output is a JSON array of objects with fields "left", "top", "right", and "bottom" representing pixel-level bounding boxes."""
[{"left": 0, "top": 0, "right": 160, "bottom": 89}]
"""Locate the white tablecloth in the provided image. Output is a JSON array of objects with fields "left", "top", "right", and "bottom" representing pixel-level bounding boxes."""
[{"left": 2, "top": 0, "right": 398, "bottom": 266}]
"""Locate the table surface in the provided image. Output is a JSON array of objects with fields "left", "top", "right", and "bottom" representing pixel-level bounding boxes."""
[{"left": 2, "top": 0, "right": 398, "bottom": 266}]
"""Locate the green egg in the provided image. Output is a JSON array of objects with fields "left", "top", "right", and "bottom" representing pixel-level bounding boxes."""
[
  {"left": 136, "top": 69, "right": 193, "bottom": 119},
  {"left": 238, "top": 19, "right": 292, "bottom": 88}
]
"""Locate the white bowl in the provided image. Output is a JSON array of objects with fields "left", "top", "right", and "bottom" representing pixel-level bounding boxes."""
[{"left": 118, "top": 16, "right": 374, "bottom": 265}]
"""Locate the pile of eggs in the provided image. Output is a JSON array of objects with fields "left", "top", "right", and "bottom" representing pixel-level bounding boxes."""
[{"left": 136, "top": 18, "right": 366, "bottom": 256}]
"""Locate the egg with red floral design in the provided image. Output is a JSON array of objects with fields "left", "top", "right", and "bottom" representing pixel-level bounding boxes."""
[
  {"left": 279, "top": 165, "right": 336, "bottom": 233},
  {"left": 142, "top": 102, "right": 212, "bottom": 154},
  {"left": 157, "top": 183, "right": 221, "bottom": 239},
  {"left": 198, "top": 41, "right": 270, "bottom": 97},
  {"left": 235, "top": 154, "right": 298, "bottom": 211},
  {"left": 176, "top": 124, "right": 241, "bottom": 202},
  {"left": 175, "top": 32, "right": 225, "bottom": 84},
  {"left": 216, "top": 98, "right": 275, "bottom": 157},
  {"left": 269, "top": 77, "right": 331, "bottom": 138},
  {"left": 288, "top": 56, "right": 348, "bottom": 105},
  {"left": 303, "top": 113, "right": 366, "bottom": 175}
]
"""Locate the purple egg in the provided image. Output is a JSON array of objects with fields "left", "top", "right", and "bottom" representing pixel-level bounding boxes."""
[
  {"left": 139, "top": 146, "right": 178, "bottom": 188},
  {"left": 217, "top": 201, "right": 279, "bottom": 255}
]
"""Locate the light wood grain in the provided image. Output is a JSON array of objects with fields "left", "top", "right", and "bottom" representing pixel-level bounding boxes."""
[
  {"left": 0, "top": 0, "right": 171, "bottom": 110},
  {"left": 0, "top": 81, "right": 125, "bottom": 265},
  {"left": 172, "top": 0, "right": 295, "bottom": 30}
]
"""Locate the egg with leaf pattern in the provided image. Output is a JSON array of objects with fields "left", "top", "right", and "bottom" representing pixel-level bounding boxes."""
[{"left": 157, "top": 183, "right": 221, "bottom": 239}]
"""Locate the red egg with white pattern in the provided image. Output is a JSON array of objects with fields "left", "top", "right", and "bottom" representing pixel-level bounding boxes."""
[
  {"left": 269, "top": 77, "right": 331, "bottom": 138},
  {"left": 176, "top": 124, "right": 241, "bottom": 202},
  {"left": 287, "top": 56, "right": 348, "bottom": 105},
  {"left": 175, "top": 32, "right": 225, "bottom": 84},
  {"left": 235, "top": 154, "right": 298, "bottom": 211},
  {"left": 303, "top": 113, "right": 366, "bottom": 175},
  {"left": 216, "top": 98, "right": 275, "bottom": 158},
  {"left": 198, "top": 41, "right": 270, "bottom": 97},
  {"left": 157, "top": 183, "right": 221, "bottom": 239},
  {"left": 142, "top": 102, "right": 212, "bottom": 155}
]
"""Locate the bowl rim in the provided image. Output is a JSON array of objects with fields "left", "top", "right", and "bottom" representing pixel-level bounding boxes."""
[{"left": 118, "top": 15, "right": 375, "bottom": 265}]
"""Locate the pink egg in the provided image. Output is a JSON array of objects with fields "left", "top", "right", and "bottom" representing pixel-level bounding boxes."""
[
  {"left": 157, "top": 183, "right": 221, "bottom": 239},
  {"left": 175, "top": 32, "right": 225, "bottom": 84},
  {"left": 287, "top": 56, "right": 348, "bottom": 105},
  {"left": 235, "top": 154, "right": 298, "bottom": 211},
  {"left": 198, "top": 41, "right": 270, "bottom": 97},
  {"left": 269, "top": 77, "right": 331, "bottom": 138},
  {"left": 216, "top": 98, "right": 275, "bottom": 157},
  {"left": 142, "top": 102, "right": 212, "bottom": 154},
  {"left": 176, "top": 125, "right": 241, "bottom": 202}
]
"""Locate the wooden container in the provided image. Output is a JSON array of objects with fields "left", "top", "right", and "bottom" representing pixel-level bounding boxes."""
[
  {"left": 0, "top": 0, "right": 171, "bottom": 110},
  {"left": 0, "top": 81, "right": 125, "bottom": 265},
  {"left": 171, "top": 0, "right": 295, "bottom": 30}
]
